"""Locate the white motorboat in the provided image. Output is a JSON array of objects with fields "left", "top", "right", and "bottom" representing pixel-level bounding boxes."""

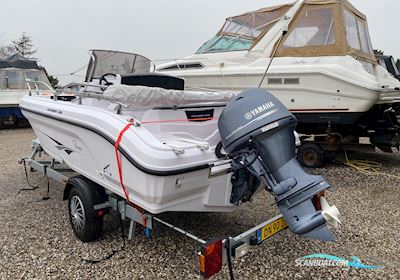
[
  {"left": 20, "top": 50, "right": 340, "bottom": 241},
  {"left": 158, "top": 0, "right": 400, "bottom": 151},
  {"left": 0, "top": 54, "right": 54, "bottom": 127}
]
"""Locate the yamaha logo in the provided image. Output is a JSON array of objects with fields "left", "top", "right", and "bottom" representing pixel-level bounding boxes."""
[
  {"left": 244, "top": 102, "right": 275, "bottom": 120},
  {"left": 245, "top": 112, "right": 253, "bottom": 120}
]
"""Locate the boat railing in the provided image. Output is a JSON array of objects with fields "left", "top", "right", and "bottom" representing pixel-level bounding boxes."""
[
  {"left": 25, "top": 79, "right": 55, "bottom": 96},
  {"left": 56, "top": 82, "right": 126, "bottom": 107},
  {"left": 53, "top": 82, "right": 231, "bottom": 116},
  {"left": 59, "top": 82, "right": 107, "bottom": 92},
  {"left": 154, "top": 56, "right": 227, "bottom": 69}
]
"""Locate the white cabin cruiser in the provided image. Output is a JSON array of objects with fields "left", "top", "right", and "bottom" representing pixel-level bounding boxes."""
[
  {"left": 0, "top": 54, "right": 54, "bottom": 127},
  {"left": 20, "top": 50, "right": 340, "bottom": 241},
  {"left": 158, "top": 0, "right": 400, "bottom": 152}
]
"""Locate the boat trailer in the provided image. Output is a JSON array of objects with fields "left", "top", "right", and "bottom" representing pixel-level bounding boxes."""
[{"left": 20, "top": 140, "right": 288, "bottom": 279}]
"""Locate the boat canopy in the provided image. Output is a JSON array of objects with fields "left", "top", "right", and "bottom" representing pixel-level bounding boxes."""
[
  {"left": 0, "top": 54, "right": 51, "bottom": 90},
  {"left": 85, "top": 50, "right": 155, "bottom": 82},
  {"left": 103, "top": 84, "right": 234, "bottom": 108},
  {"left": 276, "top": 0, "right": 376, "bottom": 63},
  {"left": 196, "top": 0, "right": 375, "bottom": 63},
  {"left": 0, "top": 54, "right": 40, "bottom": 70},
  {"left": 196, "top": 3, "right": 293, "bottom": 54}
]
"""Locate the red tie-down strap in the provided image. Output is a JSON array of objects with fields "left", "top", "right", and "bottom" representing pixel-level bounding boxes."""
[
  {"left": 115, "top": 116, "right": 217, "bottom": 197},
  {"left": 114, "top": 121, "right": 147, "bottom": 230},
  {"left": 114, "top": 116, "right": 217, "bottom": 232}
]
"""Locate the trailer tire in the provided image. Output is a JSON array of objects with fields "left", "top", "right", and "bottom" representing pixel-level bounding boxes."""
[
  {"left": 297, "top": 143, "right": 324, "bottom": 168},
  {"left": 67, "top": 176, "right": 104, "bottom": 242}
]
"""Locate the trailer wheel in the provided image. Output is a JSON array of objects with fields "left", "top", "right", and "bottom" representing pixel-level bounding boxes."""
[
  {"left": 297, "top": 143, "right": 324, "bottom": 168},
  {"left": 67, "top": 176, "right": 104, "bottom": 242}
]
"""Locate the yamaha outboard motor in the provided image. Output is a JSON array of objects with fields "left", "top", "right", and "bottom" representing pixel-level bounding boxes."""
[{"left": 218, "top": 89, "right": 340, "bottom": 241}]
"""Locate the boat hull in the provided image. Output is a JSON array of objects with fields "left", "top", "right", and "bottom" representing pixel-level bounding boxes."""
[
  {"left": 20, "top": 97, "right": 236, "bottom": 214},
  {"left": 159, "top": 56, "right": 395, "bottom": 132},
  {"left": 0, "top": 89, "right": 54, "bottom": 127}
]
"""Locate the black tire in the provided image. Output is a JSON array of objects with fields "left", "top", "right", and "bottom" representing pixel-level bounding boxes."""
[
  {"left": 67, "top": 176, "right": 104, "bottom": 242},
  {"left": 297, "top": 143, "right": 324, "bottom": 168},
  {"left": 215, "top": 141, "right": 228, "bottom": 159},
  {"left": 323, "top": 152, "right": 335, "bottom": 164}
]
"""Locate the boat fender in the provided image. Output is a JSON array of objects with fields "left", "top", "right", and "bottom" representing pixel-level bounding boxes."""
[{"left": 215, "top": 142, "right": 226, "bottom": 159}]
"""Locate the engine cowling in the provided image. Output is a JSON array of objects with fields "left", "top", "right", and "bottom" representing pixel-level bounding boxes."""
[{"left": 218, "top": 88, "right": 340, "bottom": 241}]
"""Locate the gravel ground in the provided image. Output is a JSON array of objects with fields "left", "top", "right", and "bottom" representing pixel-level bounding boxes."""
[{"left": 0, "top": 128, "right": 399, "bottom": 279}]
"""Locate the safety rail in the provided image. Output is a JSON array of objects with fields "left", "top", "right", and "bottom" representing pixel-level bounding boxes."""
[{"left": 25, "top": 79, "right": 55, "bottom": 96}]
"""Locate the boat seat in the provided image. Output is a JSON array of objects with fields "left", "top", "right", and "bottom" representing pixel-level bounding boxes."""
[
  {"left": 103, "top": 85, "right": 234, "bottom": 109},
  {"left": 119, "top": 73, "right": 184, "bottom": 90}
]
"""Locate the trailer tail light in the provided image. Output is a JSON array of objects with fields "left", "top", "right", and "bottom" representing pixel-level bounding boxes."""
[
  {"left": 96, "top": 209, "right": 105, "bottom": 217},
  {"left": 199, "top": 239, "right": 223, "bottom": 279},
  {"left": 313, "top": 191, "right": 325, "bottom": 211}
]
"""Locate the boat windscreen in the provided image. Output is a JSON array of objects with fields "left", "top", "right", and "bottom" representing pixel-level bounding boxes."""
[
  {"left": 88, "top": 50, "right": 154, "bottom": 80},
  {"left": 0, "top": 69, "right": 51, "bottom": 90},
  {"left": 343, "top": 8, "right": 374, "bottom": 58},
  {"left": 196, "top": 5, "right": 291, "bottom": 54},
  {"left": 196, "top": 35, "right": 253, "bottom": 53},
  {"left": 276, "top": 2, "right": 376, "bottom": 64},
  {"left": 283, "top": 7, "right": 335, "bottom": 48},
  {"left": 390, "top": 57, "right": 400, "bottom": 76}
]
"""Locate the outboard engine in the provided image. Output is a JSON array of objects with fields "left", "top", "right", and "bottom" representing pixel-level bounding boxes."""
[{"left": 218, "top": 89, "right": 340, "bottom": 241}]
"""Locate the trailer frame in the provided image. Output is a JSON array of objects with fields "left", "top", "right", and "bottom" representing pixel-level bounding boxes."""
[{"left": 20, "top": 140, "right": 288, "bottom": 279}]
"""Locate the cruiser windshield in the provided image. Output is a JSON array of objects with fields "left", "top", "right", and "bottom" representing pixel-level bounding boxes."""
[
  {"left": 196, "top": 5, "right": 291, "bottom": 53},
  {"left": 0, "top": 69, "right": 51, "bottom": 90},
  {"left": 196, "top": 36, "right": 253, "bottom": 53}
]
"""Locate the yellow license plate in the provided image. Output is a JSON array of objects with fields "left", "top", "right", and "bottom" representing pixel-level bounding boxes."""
[{"left": 257, "top": 217, "right": 288, "bottom": 243}]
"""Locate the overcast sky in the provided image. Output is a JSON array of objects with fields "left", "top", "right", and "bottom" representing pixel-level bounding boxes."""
[{"left": 1, "top": 0, "right": 399, "bottom": 84}]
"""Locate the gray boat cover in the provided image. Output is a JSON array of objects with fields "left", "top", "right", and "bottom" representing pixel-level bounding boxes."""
[
  {"left": 0, "top": 54, "right": 40, "bottom": 70},
  {"left": 103, "top": 85, "right": 235, "bottom": 108}
]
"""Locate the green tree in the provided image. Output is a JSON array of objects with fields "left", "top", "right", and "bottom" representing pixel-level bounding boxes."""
[
  {"left": 7, "top": 32, "right": 37, "bottom": 60},
  {"left": 0, "top": 46, "right": 9, "bottom": 58},
  {"left": 6, "top": 32, "right": 59, "bottom": 88},
  {"left": 396, "top": 59, "right": 400, "bottom": 72},
  {"left": 39, "top": 66, "right": 59, "bottom": 88},
  {"left": 0, "top": 34, "right": 10, "bottom": 58}
]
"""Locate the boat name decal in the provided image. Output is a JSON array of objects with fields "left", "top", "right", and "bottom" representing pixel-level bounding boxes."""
[
  {"left": 245, "top": 102, "right": 275, "bottom": 120},
  {"left": 47, "top": 108, "right": 63, "bottom": 114}
]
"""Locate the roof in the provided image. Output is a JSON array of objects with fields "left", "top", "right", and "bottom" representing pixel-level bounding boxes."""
[
  {"left": 228, "top": 0, "right": 365, "bottom": 20},
  {"left": 275, "top": 0, "right": 374, "bottom": 63},
  {"left": 226, "top": 3, "right": 294, "bottom": 20},
  {"left": 304, "top": 0, "right": 366, "bottom": 19},
  {"left": 0, "top": 54, "right": 40, "bottom": 70}
]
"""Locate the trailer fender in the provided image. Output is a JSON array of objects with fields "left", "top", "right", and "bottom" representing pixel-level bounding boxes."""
[
  {"left": 63, "top": 176, "right": 107, "bottom": 202},
  {"left": 63, "top": 182, "right": 73, "bottom": 201}
]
